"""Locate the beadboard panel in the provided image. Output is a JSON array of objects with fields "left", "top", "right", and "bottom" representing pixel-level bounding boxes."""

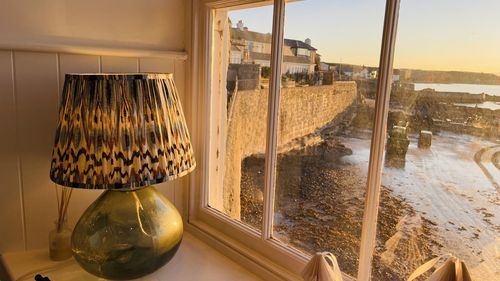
[
  {"left": 0, "top": 50, "right": 187, "bottom": 252},
  {"left": 58, "top": 53, "right": 101, "bottom": 95},
  {"left": 0, "top": 51, "right": 25, "bottom": 253},
  {"left": 14, "top": 51, "right": 60, "bottom": 250},
  {"left": 139, "top": 57, "right": 175, "bottom": 73},
  {"left": 101, "top": 56, "right": 139, "bottom": 73}
]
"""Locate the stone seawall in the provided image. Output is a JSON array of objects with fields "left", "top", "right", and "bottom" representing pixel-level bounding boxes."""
[
  {"left": 394, "top": 88, "right": 500, "bottom": 103},
  {"left": 222, "top": 82, "right": 357, "bottom": 218}
]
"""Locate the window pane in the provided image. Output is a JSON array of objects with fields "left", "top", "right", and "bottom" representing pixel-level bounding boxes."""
[
  {"left": 208, "top": 5, "right": 274, "bottom": 230},
  {"left": 374, "top": 1, "right": 500, "bottom": 280},
  {"left": 235, "top": 0, "right": 385, "bottom": 277}
]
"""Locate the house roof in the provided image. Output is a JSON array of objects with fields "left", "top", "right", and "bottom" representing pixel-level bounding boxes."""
[
  {"left": 284, "top": 39, "right": 317, "bottom": 51},
  {"left": 250, "top": 52, "right": 311, "bottom": 64},
  {"left": 231, "top": 28, "right": 317, "bottom": 51}
]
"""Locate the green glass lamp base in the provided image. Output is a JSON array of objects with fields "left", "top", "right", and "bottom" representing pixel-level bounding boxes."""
[{"left": 71, "top": 186, "right": 183, "bottom": 280}]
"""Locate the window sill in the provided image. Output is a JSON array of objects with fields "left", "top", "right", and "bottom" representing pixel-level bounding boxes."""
[
  {"left": 0, "top": 232, "right": 261, "bottom": 281},
  {"left": 186, "top": 218, "right": 356, "bottom": 281}
]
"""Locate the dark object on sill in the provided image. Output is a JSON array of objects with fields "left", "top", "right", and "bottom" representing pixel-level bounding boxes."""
[
  {"left": 34, "top": 274, "right": 51, "bottom": 281},
  {"left": 0, "top": 258, "right": 10, "bottom": 281}
]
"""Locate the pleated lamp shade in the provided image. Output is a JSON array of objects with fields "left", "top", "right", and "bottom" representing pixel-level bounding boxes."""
[{"left": 49, "top": 73, "right": 196, "bottom": 189}]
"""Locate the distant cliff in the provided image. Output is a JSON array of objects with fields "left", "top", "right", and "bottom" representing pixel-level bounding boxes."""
[{"left": 399, "top": 69, "right": 500, "bottom": 85}]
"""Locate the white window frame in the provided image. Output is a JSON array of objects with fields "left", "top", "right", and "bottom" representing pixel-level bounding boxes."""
[{"left": 186, "top": 0, "right": 401, "bottom": 280}]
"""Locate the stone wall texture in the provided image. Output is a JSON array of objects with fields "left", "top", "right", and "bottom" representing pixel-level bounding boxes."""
[
  {"left": 222, "top": 82, "right": 357, "bottom": 218},
  {"left": 227, "top": 63, "right": 261, "bottom": 92}
]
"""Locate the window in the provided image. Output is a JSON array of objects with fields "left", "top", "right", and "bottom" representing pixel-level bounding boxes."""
[
  {"left": 272, "top": 1, "right": 385, "bottom": 278},
  {"left": 296, "top": 48, "right": 310, "bottom": 57},
  {"left": 206, "top": 4, "right": 274, "bottom": 232},
  {"left": 188, "top": 1, "right": 498, "bottom": 280},
  {"left": 372, "top": 1, "right": 500, "bottom": 280}
]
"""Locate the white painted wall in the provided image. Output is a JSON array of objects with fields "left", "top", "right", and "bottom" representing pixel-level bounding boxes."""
[
  {"left": 0, "top": 0, "right": 189, "bottom": 253},
  {"left": 0, "top": 0, "right": 186, "bottom": 52}
]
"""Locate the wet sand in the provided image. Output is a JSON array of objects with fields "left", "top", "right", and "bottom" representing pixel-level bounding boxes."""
[
  {"left": 240, "top": 138, "right": 437, "bottom": 280},
  {"left": 240, "top": 131, "right": 499, "bottom": 281},
  {"left": 377, "top": 133, "right": 500, "bottom": 280}
]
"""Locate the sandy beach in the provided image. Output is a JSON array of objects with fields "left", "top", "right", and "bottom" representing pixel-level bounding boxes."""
[{"left": 240, "top": 130, "right": 499, "bottom": 281}]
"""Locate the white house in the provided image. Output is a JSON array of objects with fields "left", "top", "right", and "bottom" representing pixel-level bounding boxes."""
[{"left": 229, "top": 22, "right": 316, "bottom": 74}]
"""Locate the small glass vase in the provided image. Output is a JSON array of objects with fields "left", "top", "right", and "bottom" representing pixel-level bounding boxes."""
[{"left": 49, "top": 221, "right": 72, "bottom": 261}]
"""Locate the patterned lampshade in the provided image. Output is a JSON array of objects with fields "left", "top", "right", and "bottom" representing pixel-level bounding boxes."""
[{"left": 50, "top": 73, "right": 195, "bottom": 189}]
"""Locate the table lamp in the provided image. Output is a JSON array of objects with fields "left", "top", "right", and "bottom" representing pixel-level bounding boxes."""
[{"left": 49, "top": 73, "right": 195, "bottom": 280}]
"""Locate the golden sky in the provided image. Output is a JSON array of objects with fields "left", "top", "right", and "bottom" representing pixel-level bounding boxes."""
[{"left": 230, "top": 0, "right": 500, "bottom": 75}]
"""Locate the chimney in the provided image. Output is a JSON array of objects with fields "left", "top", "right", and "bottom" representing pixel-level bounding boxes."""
[
  {"left": 305, "top": 38, "right": 312, "bottom": 46},
  {"left": 237, "top": 20, "right": 244, "bottom": 31}
]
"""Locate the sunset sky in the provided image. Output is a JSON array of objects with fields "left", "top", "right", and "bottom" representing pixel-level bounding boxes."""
[{"left": 229, "top": 0, "right": 500, "bottom": 75}]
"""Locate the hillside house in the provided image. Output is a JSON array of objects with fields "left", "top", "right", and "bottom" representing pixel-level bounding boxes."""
[{"left": 230, "top": 20, "right": 316, "bottom": 74}]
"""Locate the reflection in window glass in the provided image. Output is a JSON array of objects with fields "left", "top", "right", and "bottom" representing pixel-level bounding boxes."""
[
  {"left": 209, "top": 1, "right": 499, "bottom": 280},
  {"left": 267, "top": 0, "right": 385, "bottom": 278},
  {"left": 208, "top": 5, "right": 274, "bottom": 230},
  {"left": 207, "top": 0, "right": 385, "bottom": 277},
  {"left": 374, "top": 1, "right": 500, "bottom": 280}
]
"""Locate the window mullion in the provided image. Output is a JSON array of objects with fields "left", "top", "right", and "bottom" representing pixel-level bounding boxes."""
[
  {"left": 357, "top": 0, "right": 401, "bottom": 280},
  {"left": 262, "top": 0, "right": 286, "bottom": 240}
]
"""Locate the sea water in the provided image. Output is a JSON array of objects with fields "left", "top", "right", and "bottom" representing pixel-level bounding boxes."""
[
  {"left": 414, "top": 83, "right": 500, "bottom": 110},
  {"left": 414, "top": 83, "right": 500, "bottom": 96}
]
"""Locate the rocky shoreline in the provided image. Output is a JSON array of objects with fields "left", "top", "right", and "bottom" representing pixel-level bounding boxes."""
[
  {"left": 238, "top": 89, "right": 499, "bottom": 280},
  {"left": 240, "top": 137, "right": 440, "bottom": 281}
]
